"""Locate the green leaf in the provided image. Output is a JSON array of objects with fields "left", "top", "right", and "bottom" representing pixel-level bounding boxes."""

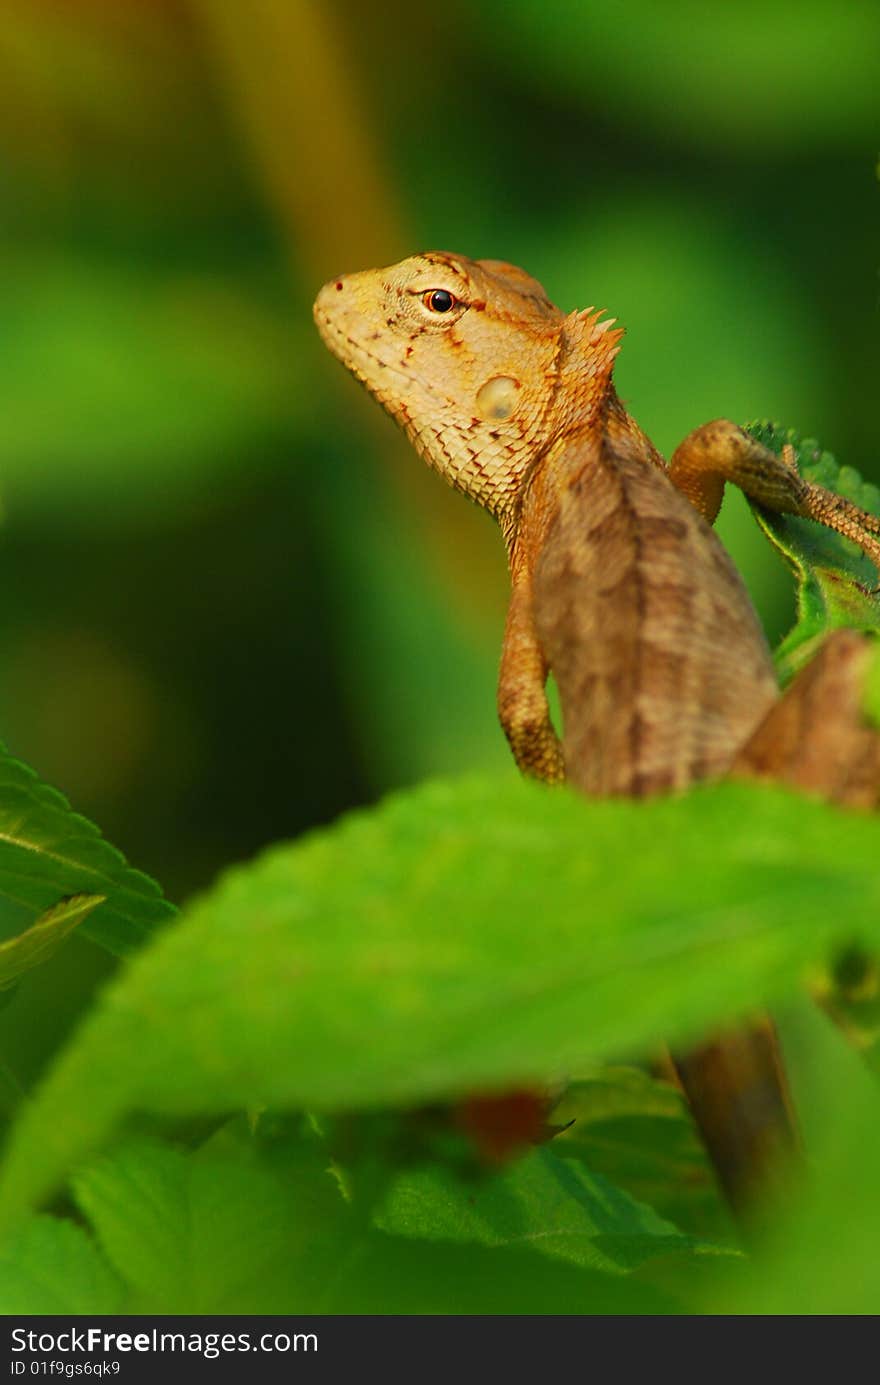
[
  {"left": 551, "top": 1068, "right": 733, "bottom": 1242},
  {"left": 0, "top": 893, "right": 104, "bottom": 989},
  {"left": 3, "top": 775, "right": 880, "bottom": 1229},
  {"left": 0, "top": 741, "right": 175, "bottom": 957},
  {"left": 69, "top": 1132, "right": 675, "bottom": 1314},
  {"left": 0, "top": 1215, "right": 123, "bottom": 1313},
  {"left": 375, "top": 1144, "right": 718, "bottom": 1272},
  {"left": 743, "top": 422, "right": 880, "bottom": 681},
  {"left": 72, "top": 1137, "right": 346, "bottom": 1314},
  {"left": 0, "top": 1129, "right": 685, "bottom": 1316}
]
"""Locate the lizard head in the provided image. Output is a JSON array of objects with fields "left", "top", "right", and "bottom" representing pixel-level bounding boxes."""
[{"left": 314, "top": 251, "right": 622, "bottom": 520}]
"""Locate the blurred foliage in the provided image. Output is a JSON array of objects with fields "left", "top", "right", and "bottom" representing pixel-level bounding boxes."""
[
  {"left": 2, "top": 773, "right": 880, "bottom": 1311},
  {"left": 0, "top": 0, "right": 878, "bottom": 1316},
  {"left": 471, "top": 0, "right": 880, "bottom": 152}
]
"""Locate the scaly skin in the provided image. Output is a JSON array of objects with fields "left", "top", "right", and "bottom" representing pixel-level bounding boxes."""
[{"left": 314, "top": 251, "right": 880, "bottom": 1216}]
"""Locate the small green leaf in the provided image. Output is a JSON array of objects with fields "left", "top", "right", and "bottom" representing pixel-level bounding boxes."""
[
  {"left": 375, "top": 1144, "right": 717, "bottom": 1272},
  {"left": 744, "top": 422, "right": 880, "bottom": 681},
  {"left": 0, "top": 894, "right": 104, "bottom": 990},
  {"left": 3, "top": 775, "right": 880, "bottom": 1229},
  {"left": 0, "top": 1215, "right": 123, "bottom": 1313},
  {"left": 0, "top": 742, "right": 175, "bottom": 957},
  {"left": 551, "top": 1068, "right": 733, "bottom": 1242},
  {"left": 72, "top": 1138, "right": 346, "bottom": 1314}
]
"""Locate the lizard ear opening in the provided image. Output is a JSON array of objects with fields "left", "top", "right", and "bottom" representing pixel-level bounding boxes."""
[{"left": 476, "top": 375, "right": 521, "bottom": 421}]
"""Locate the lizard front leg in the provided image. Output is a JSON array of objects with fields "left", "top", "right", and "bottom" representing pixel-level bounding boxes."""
[
  {"left": 498, "top": 576, "right": 565, "bottom": 784},
  {"left": 668, "top": 419, "right": 880, "bottom": 575}
]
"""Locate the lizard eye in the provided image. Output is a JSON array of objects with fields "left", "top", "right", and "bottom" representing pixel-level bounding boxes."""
[{"left": 423, "top": 289, "right": 457, "bottom": 313}]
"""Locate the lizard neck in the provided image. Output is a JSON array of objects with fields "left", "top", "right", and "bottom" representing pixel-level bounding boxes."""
[
  {"left": 491, "top": 308, "right": 628, "bottom": 553},
  {"left": 501, "top": 383, "right": 633, "bottom": 572}
]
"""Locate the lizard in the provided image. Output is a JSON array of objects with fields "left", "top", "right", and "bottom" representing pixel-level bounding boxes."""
[{"left": 313, "top": 250, "right": 880, "bottom": 1215}]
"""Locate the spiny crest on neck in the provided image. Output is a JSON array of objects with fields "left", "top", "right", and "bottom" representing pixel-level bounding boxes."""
[{"left": 563, "top": 306, "right": 625, "bottom": 374}]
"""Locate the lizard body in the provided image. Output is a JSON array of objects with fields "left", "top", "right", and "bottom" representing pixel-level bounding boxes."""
[
  {"left": 315, "top": 253, "right": 880, "bottom": 797},
  {"left": 527, "top": 426, "right": 777, "bottom": 795},
  {"left": 314, "top": 252, "right": 880, "bottom": 1213}
]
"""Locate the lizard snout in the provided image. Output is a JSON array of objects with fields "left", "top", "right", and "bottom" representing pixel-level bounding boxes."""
[{"left": 313, "top": 274, "right": 348, "bottom": 321}]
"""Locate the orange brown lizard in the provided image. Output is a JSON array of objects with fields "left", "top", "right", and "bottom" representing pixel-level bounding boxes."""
[{"left": 313, "top": 251, "right": 880, "bottom": 1215}]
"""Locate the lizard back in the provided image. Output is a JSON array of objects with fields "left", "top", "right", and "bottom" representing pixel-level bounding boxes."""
[{"left": 532, "top": 430, "right": 780, "bottom": 796}]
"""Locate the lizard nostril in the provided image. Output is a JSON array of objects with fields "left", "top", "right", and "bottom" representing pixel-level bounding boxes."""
[{"left": 335, "top": 282, "right": 343, "bottom": 292}]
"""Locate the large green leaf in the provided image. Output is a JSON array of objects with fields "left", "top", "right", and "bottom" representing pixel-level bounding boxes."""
[
  {"left": 2, "top": 775, "right": 880, "bottom": 1229},
  {"left": 0, "top": 742, "right": 175, "bottom": 957},
  {"left": 744, "top": 422, "right": 880, "bottom": 682}
]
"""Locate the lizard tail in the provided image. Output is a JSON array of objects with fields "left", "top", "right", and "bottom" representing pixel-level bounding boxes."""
[{"left": 671, "top": 1019, "right": 798, "bottom": 1222}]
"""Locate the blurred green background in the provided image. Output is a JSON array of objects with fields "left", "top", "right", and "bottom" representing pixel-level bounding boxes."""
[{"left": 0, "top": 0, "right": 877, "bottom": 1068}]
